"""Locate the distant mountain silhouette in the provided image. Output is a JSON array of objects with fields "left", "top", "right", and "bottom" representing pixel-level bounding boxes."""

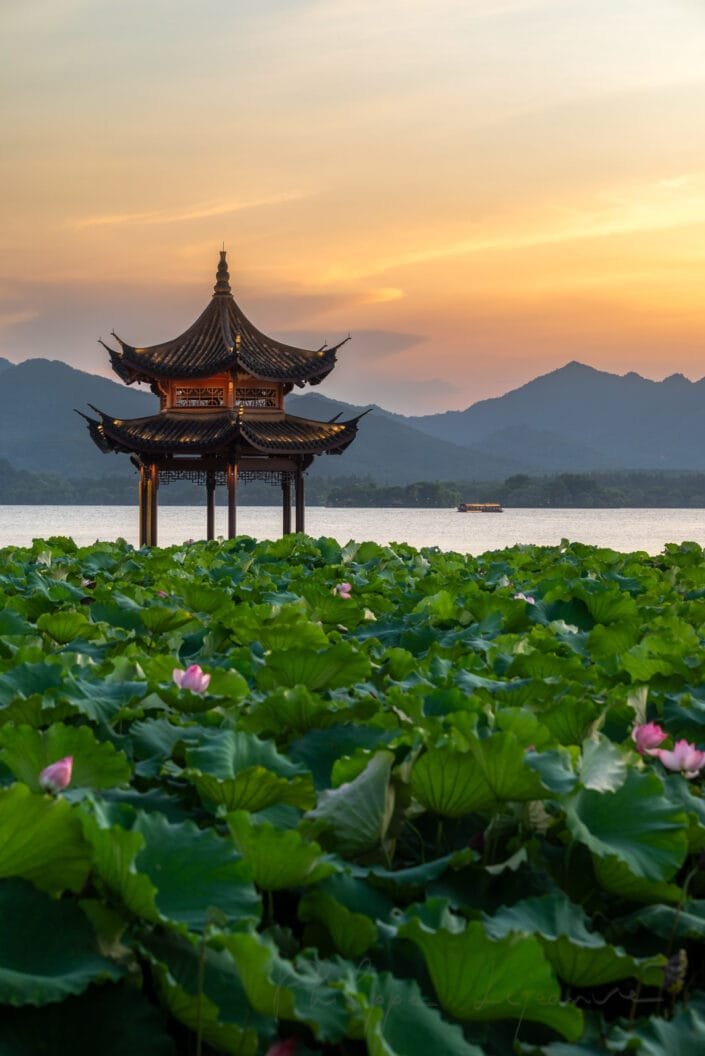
[
  {"left": 285, "top": 391, "right": 526, "bottom": 482},
  {"left": 389, "top": 361, "right": 705, "bottom": 471},
  {"left": 0, "top": 359, "right": 527, "bottom": 484},
  {"left": 3, "top": 357, "right": 705, "bottom": 483}
]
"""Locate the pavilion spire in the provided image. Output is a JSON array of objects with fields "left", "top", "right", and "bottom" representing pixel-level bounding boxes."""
[{"left": 213, "top": 249, "right": 231, "bottom": 296}]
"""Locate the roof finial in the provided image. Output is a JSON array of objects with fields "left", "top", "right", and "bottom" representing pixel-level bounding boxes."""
[{"left": 214, "top": 248, "right": 231, "bottom": 296}]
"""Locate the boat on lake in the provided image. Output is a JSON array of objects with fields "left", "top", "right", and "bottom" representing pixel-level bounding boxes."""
[{"left": 457, "top": 502, "right": 503, "bottom": 513}]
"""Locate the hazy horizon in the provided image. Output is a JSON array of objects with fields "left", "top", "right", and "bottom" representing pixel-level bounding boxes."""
[{"left": 2, "top": 1, "right": 705, "bottom": 413}]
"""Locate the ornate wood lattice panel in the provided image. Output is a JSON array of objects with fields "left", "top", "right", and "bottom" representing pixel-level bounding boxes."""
[
  {"left": 174, "top": 386, "right": 225, "bottom": 407},
  {"left": 158, "top": 469, "right": 295, "bottom": 485},
  {"left": 236, "top": 387, "right": 278, "bottom": 408}
]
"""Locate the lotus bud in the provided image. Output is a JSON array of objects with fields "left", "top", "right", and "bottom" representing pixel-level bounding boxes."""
[
  {"left": 173, "top": 664, "right": 211, "bottom": 694},
  {"left": 335, "top": 582, "right": 352, "bottom": 599},
  {"left": 39, "top": 756, "right": 74, "bottom": 793},
  {"left": 631, "top": 721, "right": 667, "bottom": 755}
]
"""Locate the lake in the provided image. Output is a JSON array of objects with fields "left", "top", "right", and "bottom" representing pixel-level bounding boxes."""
[{"left": 0, "top": 505, "right": 704, "bottom": 554}]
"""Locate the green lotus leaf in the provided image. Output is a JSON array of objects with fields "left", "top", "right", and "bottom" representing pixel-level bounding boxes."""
[
  {"left": 0, "top": 661, "right": 65, "bottom": 707},
  {"left": 142, "top": 930, "right": 263, "bottom": 1056},
  {"left": 289, "top": 724, "right": 393, "bottom": 789},
  {"left": 82, "top": 807, "right": 260, "bottom": 932},
  {"left": 0, "top": 722, "right": 131, "bottom": 791},
  {"left": 227, "top": 811, "right": 335, "bottom": 890},
  {"left": 257, "top": 642, "right": 371, "bottom": 691},
  {"left": 411, "top": 748, "right": 494, "bottom": 817},
  {"left": 539, "top": 697, "right": 600, "bottom": 745},
  {"left": 140, "top": 606, "right": 196, "bottom": 634},
  {"left": 357, "top": 848, "right": 476, "bottom": 890},
  {"left": 609, "top": 997, "right": 705, "bottom": 1055},
  {"left": 36, "top": 611, "right": 99, "bottom": 644},
  {"left": 484, "top": 894, "right": 664, "bottom": 987},
  {"left": 185, "top": 729, "right": 304, "bottom": 779},
  {"left": 399, "top": 914, "right": 582, "bottom": 1040},
  {"left": 205, "top": 668, "right": 249, "bottom": 701},
  {"left": 0, "top": 878, "right": 123, "bottom": 1006},
  {"left": 565, "top": 769, "right": 688, "bottom": 881},
  {"left": 306, "top": 750, "right": 395, "bottom": 856},
  {"left": 411, "top": 734, "right": 546, "bottom": 818},
  {"left": 623, "top": 900, "right": 705, "bottom": 942},
  {"left": 176, "top": 582, "right": 231, "bottom": 615},
  {"left": 130, "top": 718, "right": 209, "bottom": 763},
  {"left": 592, "top": 856, "right": 683, "bottom": 905},
  {"left": 253, "top": 608, "right": 329, "bottom": 652},
  {"left": 524, "top": 748, "right": 577, "bottom": 793},
  {"left": 219, "top": 932, "right": 348, "bottom": 1043},
  {"left": 0, "top": 784, "right": 91, "bottom": 894},
  {"left": 0, "top": 609, "right": 33, "bottom": 636},
  {"left": 582, "top": 588, "right": 638, "bottom": 625},
  {"left": 350, "top": 971, "right": 486, "bottom": 1056},
  {"left": 299, "top": 889, "right": 377, "bottom": 957},
  {"left": 79, "top": 809, "right": 158, "bottom": 922},
  {"left": 243, "top": 686, "right": 332, "bottom": 737},
  {"left": 0, "top": 982, "right": 176, "bottom": 1056},
  {"left": 620, "top": 648, "right": 673, "bottom": 683},
  {"left": 578, "top": 735, "right": 627, "bottom": 793},
  {"left": 413, "top": 589, "right": 456, "bottom": 622},
  {"left": 189, "top": 767, "right": 316, "bottom": 812}
]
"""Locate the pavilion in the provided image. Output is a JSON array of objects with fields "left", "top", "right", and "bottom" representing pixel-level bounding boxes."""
[{"left": 79, "top": 251, "right": 364, "bottom": 545}]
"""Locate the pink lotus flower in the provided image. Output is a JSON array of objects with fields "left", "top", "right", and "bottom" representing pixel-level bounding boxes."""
[
  {"left": 265, "top": 1041, "right": 297, "bottom": 1056},
  {"left": 335, "top": 582, "right": 352, "bottom": 600},
  {"left": 39, "top": 756, "right": 73, "bottom": 793},
  {"left": 631, "top": 721, "right": 667, "bottom": 755},
  {"left": 156, "top": 589, "right": 168, "bottom": 598},
  {"left": 173, "top": 664, "right": 211, "bottom": 694},
  {"left": 513, "top": 591, "right": 535, "bottom": 604},
  {"left": 652, "top": 739, "right": 705, "bottom": 779}
]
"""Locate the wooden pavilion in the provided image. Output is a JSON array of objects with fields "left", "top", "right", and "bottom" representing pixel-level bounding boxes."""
[{"left": 79, "top": 251, "right": 363, "bottom": 545}]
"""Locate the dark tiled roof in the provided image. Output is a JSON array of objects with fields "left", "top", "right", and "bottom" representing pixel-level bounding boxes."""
[
  {"left": 104, "top": 251, "right": 348, "bottom": 386},
  {"left": 79, "top": 408, "right": 360, "bottom": 458}
]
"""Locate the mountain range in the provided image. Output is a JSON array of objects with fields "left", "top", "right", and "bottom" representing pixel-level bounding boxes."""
[{"left": 0, "top": 356, "right": 704, "bottom": 483}]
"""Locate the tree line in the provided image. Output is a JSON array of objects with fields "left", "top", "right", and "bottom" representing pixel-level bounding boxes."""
[{"left": 4, "top": 458, "right": 705, "bottom": 507}]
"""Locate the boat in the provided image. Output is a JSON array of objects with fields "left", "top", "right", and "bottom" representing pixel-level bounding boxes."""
[{"left": 457, "top": 502, "right": 503, "bottom": 513}]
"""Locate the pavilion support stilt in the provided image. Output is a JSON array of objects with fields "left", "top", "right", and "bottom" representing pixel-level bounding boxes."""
[
  {"left": 149, "top": 463, "right": 159, "bottom": 547},
  {"left": 227, "top": 463, "right": 237, "bottom": 539},
  {"left": 138, "top": 466, "right": 148, "bottom": 547},
  {"left": 294, "top": 468, "right": 305, "bottom": 534},
  {"left": 206, "top": 471, "right": 216, "bottom": 540},
  {"left": 282, "top": 477, "right": 291, "bottom": 535}
]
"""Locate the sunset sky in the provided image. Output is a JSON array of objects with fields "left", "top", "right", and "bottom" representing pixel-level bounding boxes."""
[{"left": 2, "top": 0, "right": 705, "bottom": 413}]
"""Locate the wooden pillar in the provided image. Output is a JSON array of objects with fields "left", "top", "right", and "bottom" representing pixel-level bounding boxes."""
[
  {"left": 149, "top": 463, "right": 159, "bottom": 547},
  {"left": 282, "top": 476, "right": 291, "bottom": 536},
  {"left": 138, "top": 465, "right": 148, "bottom": 547},
  {"left": 206, "top": 470, "right": 216, "bottom": 541},
  {"left": 227, "top": 463, "right": 238, "bottom": 539},
  {"left": 294, "top": 467, "right": 305, "bottom": 534}
]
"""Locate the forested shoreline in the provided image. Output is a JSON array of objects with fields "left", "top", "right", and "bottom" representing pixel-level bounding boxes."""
[{"left": 4, "top": 458, "right": 705, "bottom": 507}]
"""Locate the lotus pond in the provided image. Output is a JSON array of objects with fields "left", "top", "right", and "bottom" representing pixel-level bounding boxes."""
[{"left": 2, "top": 533, "right": 705, "bottom": 1055}]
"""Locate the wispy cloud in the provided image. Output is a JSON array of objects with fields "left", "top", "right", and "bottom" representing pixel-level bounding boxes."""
[
  {"left": 0, "top": 309, "right": 38, "bottom": 331},
  {"left": 326, "top": 172, "right": 705, "bottom": 283},
  {"left": 70, "top": 191, "right": 307, "bottom": 230}
]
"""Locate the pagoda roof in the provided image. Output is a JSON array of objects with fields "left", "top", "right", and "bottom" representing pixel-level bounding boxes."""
[
  {"left": 79, "top": 407, "right": 364, "bottom": 458},
  {"left": 102, "top": 251, "right": 349, "bottom": 387}
]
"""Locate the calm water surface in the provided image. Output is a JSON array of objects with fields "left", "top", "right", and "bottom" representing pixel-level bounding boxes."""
[{"left": 0, "top": 506, "right": 704, "bottom": 554}]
